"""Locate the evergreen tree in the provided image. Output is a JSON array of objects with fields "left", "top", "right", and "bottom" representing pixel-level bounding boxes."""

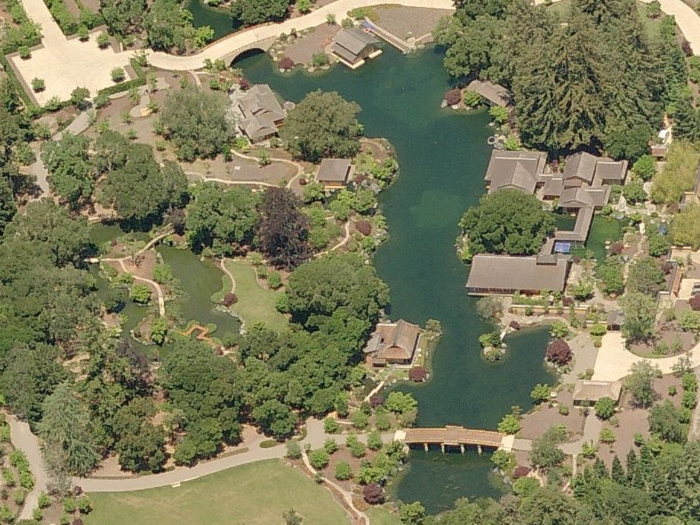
[
  {"left": 513, "top": 11, "right": 606, "bottom": 152},
  {"left": 593, "top": 457, "right": 609, "bottom": 479},
  {"left": 626, "top": 449, "right": 641, "bottom": 488},
  {"left": 38, "top": 383, "right": 100, "bottom": 480},
  {"left": 611, "top": 455, "right": 626, "bottom": 484},
  {"left": 638, "top": 445, "right": 655, "bottom": 488},
  {"left": 673, "top": 93, "right": 700, "bottom": 141},
  {"left": 0, "top": 176, "right": 16, "bottom": 236}
]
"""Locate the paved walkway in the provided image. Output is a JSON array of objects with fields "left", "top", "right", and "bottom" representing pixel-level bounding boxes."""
[
  {"left": 7, "top": 415, "right": 49, "bottom": 521},
  {"left": 12, "top": 0, "right": 454, "bottom": 105},
  {"left": 592, "top": 332, "right": 700, "bottom": 381}
]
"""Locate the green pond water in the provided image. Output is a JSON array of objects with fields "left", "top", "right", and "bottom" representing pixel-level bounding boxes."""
[
  {"left": 237, "top": 46, "right": 555, "bottom": 513},
  {"left": 89, "top": 225, "right": 240, "bottom": 348},
  {"left": 186, "top": 0, "right": 240, "bottom": 40},
  {"left": 157, "top": 245, "right": 241, "bottom": 335}
]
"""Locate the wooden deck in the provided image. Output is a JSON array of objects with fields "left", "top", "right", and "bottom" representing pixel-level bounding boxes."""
[{"left": 401, "top": 425, "right": 505, "bottom": 448}]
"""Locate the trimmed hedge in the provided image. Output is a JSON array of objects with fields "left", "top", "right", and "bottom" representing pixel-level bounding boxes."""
[{"left": 96, "top": 59, "right": 146, "bottom": 97}]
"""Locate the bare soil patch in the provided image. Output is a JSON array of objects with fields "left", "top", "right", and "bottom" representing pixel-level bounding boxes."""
[
  {"left": 283, "top": 24, "right": 339, "bottom": 65},
  {"left": 520, "top": 390, "right": 586, "bottom": 441},
  {"left": 374, "top": 6, "right": 452, "bottom": 40}
]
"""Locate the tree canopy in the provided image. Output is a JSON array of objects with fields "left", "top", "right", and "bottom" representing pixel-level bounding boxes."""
[
  {"left": 98, "top": 139, "right": 188, "bottom": 227},
  {"left": 231, "top": 0, "right": 291, "bottom": 26},
  {"left": 282, "top": 90, "right": 362, "bottom": 162},
  {"left": 185, "top": 183, "right": 260, "bottom": 255},
  {"left": 258, "top": 187, "right": 312, "bottom": 269},
  {"left": 459, "top": 189, "right": 554, "bottom": 257},
  {"left": 161, "top": 84, "right": 235, "bottom": 161}
]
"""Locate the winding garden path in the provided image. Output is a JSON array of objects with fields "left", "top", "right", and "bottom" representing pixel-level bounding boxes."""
[
  {"left": 104, "top": 258, "right": 166, "bottom": 316},
  {"left": 8, "top": 415, "right": 48, "bottom": 521}
]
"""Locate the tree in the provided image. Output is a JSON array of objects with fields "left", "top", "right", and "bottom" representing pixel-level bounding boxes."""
[
  {"left": 308, "top": 448, "right": 329, "bottom": 469},
  {"left": 530, "top": 384, "right": 552, "bottom": 404},
  {"left": 161, "top": 85, "right": 235, "bottom": 160},
  {"left": 545, "top": 339, "right": 572, "bottom": 366},
  {"left": 627, "top": 257, "right": 665, "bottom": 296},
  {"left": 112, "top": 400, "right": 167, "bottom": 472},
  {"left": 459, "top": 190, "right": 554, "bottom": 257},
  {"left": 652, "top": 142, "right": 698, "bottom": 205},
  {"left": 647, "top": 232, "right": 671, "bottom": 258},
  {"left": 38, "top": 383, "right": 100, "bottom": 479},
  {"left": 231, "top": 0, "right": 291, "bottom": 25},
  {"left": 571, "top": 280, "right": 594, "bottom": 301},
  {"left": 400, "top": 502, "right": 425, "bottom": 525},
  {"left": 596, "top": 258, "right": 625, "bottom": 296},
  {"left": 649, "top": 400, "right": 686, "bottom": 443},
  {"left": 497, "top": 413, "right": 521, "bottom": 435},
  {"left": 41, "top": 132, "right": 94, "bottom": 209},
  {"left": 549, "top": 321, "right": 569, "bottom": 339},
  {"left": 671, "top": 204, "right": 700, "bottom": 249},
  {"left": 519, "top": 488, "right": 580, "bottom": 525},
  {"left": 362, "top": 483, "right": 385, "bottom": 504},
  {"left": 70, "top": 87, "right": 91, "bottom": 110},
  {"left": 632, "top": 155, "right": 656, "bottom": 181},
  {"left": 625, "top": 361, "right": 657, "bottom": 408},
  {"left": 3, "top": 200, "right": 90, "bottom": 267},
  {"left": 475, "top": 295, "right": 503, "bottom": 320},
  {"left": 185, "top": 184, "right": 259, "bottom": 255},
  {"left": 0, "top": 177, "right": 16, "bottom": 236},
  {"left": 680, "top": 310, "right": 700, "bottom": 332},
  {"left": 384, "top": 392, "right": 418, "bottom": 414},
  {"left": 143, "top": 0, "right": 195, "bottom": 53},
  {"left": 251, "top": 399, "right": 297, "bottom": 439},
  {"left": 98, "top": 141, "right": 187, "bottom": 226},
  {"left": 283, "top": 509, "right": 302, "bottom": 525},
  {"left": 335, "top": 461, "right": 352, "bottom": 480},
  {"left": 620, "top": 292, "right": 657, "bottom": 343},
  {"left": 594, "top": 397, "right": 616, "bottom": 420},
  {"left": 530, "top": 425, "right": 566, "bottom": 470},
  {"left": 100, "top": 0, "right": 145, "bottom": 35},
  {"left": 258, "top": 187, "right": 312, "bottom": 269},
  {"left": 0, "top": 344, "right": 67, "bottom": 424},
  {"left": 282, "top": 90, "right": 362, "bottom": 162},
  {"left": 622, "top": 180, "right": 647, "bottom": 204}
]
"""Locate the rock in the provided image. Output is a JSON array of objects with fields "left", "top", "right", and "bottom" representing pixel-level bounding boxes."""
[
  {"left": 440, "top": 99, "right": 448, "bottom": 108},
  {"left": 509, "top": 321, "right": 521, "bottom": 330}
]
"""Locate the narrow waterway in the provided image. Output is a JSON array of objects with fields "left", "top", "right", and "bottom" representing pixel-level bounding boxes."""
[{"left": 238, "top": 46, "right": 556, "bottom": 513}]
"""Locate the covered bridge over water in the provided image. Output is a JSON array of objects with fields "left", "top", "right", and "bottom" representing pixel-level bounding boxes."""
[{"left": 395, "top": 425, "right": 510, "bottom": 453}]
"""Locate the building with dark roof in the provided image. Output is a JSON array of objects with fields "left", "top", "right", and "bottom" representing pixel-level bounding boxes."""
[
  {"left": 363, "top": 320, "right": 421, "bottom": 366},
  {"left": 466, "top": 255, "right": 571, "bottom": 295},
  {"left": 234, "top": 84, "right": 287, "bottom": 143},
  {"left": 316, "top": 158, "right": 355, "bottom": 190},
  {"left": 484, "top": 150, "right": 547, "bottom": 194},
  {"left": 332, "top": 28, "right": 380, "bottom": 68}
]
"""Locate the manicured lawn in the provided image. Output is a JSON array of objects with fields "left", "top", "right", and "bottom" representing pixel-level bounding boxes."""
[
  {"left": 85, "top": 460, "right": 350, "bottom": 525},
  {"left": 226, "top": 260, "right": 288, "bottom": 331}
]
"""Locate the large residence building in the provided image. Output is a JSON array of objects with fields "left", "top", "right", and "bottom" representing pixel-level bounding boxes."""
[
  {"left": 233, "top": 84, "right": 288, "bottom": 143},
  {"left": 467, "top": 149, "right": 628, "bottom": 296},
  {"left": 466, "top": 254, "right": 571, "bottom": 295}
]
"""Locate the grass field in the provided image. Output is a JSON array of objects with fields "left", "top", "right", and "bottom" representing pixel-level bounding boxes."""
[
  {"left": 85, "top": 460, "right": 351, "bottom": 525},
  {"left": 225, "top": 260, "right": 288, "bottom": 331}
]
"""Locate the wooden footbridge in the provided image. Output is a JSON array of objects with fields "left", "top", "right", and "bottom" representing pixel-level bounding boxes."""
[{"left": 395, "top": 426, "right": 509, "bottom": 454}]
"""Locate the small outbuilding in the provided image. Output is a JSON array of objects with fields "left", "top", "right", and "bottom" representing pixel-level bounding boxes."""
[
  {"left": 465, "top": 79, "right": 513, "bottom": 107},
  {"left": 332, "top": 28, "right": 381, "bottom": 69},
  {"left": 316, "top": 158, "right": 355, "bottom": 190},
  {"left": 572, "top": 380, "right": 623, "bottom": 405}
]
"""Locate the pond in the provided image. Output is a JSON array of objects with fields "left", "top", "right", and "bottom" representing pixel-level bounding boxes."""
[
  {"left": 157, "top": 246, "right": 241, "bottom": 336},
  {"left": 186, "top": 0, "right": 240, "bottom": 41},
  {"left": 237, "top": 46, "right": 555, "bottom": 513},
  {"left": 89, "top": 224, "right": 240, "bottom": 347}
]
